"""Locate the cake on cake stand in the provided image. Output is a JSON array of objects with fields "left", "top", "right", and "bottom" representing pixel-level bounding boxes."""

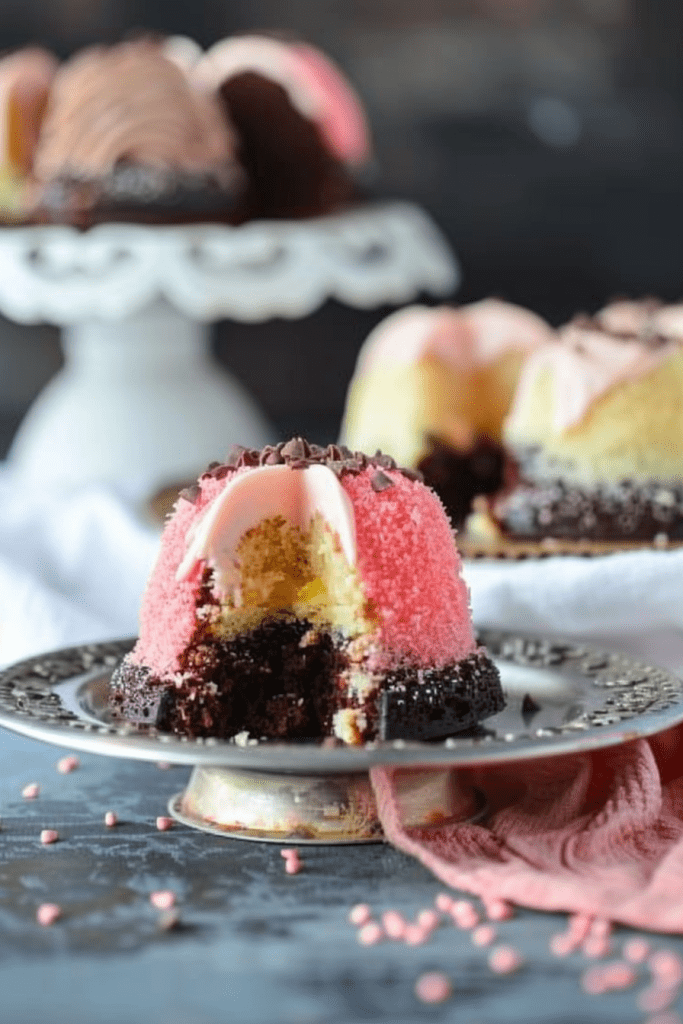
[
  {"left": 0, "top": 631, "right": 680, "bottom": 844},
  {"left": 0, "top": 201, "right": 458, "bottom": 498}
]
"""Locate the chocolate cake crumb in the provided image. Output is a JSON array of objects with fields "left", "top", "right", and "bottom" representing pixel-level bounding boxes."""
[{"left": 521, "top": 693, "right": 541, "bottom": 725}]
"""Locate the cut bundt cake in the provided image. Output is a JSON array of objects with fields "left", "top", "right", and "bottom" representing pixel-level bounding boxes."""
[
  {"left": 491, "top": 299, "right": 683, "bottom": 542},
  {"left": 110, "top": 439, "right": 503, "bottom": 744},
  {"left": 341, "top": 300, "right": 553, "bottom": 528}
]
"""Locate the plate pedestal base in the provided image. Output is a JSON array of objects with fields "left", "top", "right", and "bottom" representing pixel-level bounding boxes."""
[{"left": 169, "top": 764, "right": 484, "bottom": 844}]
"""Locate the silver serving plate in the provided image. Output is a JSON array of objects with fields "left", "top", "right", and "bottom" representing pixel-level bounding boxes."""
[{"left": 0, "top": 632, "right": 681, "bottom": 843}]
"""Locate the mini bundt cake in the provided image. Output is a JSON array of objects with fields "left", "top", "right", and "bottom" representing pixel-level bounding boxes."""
[
  {"left": 110, "top": 439, "right": 503, "bottom": 744},
  {"left": 492, "top": 299, "right": 683, "bottom": 542},
  {"left": 340, "top": 300, "right": 553, "bottom": 528}
]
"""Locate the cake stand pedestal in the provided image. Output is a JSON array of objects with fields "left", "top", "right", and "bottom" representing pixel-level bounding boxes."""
[{"left": 0, "top": 202, "right": 458, "bottom": 496}]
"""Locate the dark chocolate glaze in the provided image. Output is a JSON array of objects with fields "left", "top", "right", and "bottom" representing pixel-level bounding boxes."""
[{"left": 493, "top": 477, "right": 683, "bottom": 541}]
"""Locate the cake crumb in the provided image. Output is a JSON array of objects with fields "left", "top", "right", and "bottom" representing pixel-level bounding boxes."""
[
  {"left": 156, "top": 816, "right": 174, "bottom": 832},
  {"left": 104, "top": 811, "right": 118, "bottom": 827},
  {"left": 150, "top": 890, "right": 176, "bottom": 911},
  {"left": 40, "top": 829, "right": 59, "bottom": 845},
  {"left": 414, "top": 971, "right": 452, "bottom": 1004},
  {"left": 56, "top": 756, "right": 79, "bottom": 774},
  {"left": 488, "top": 945, "right": 524, "bottom": 974},
  {"left": 22, "top": 783, "right": 40, "bottom": 800},
  {"left": 36, "top": 903, "right": 61, "bottom": 926}
]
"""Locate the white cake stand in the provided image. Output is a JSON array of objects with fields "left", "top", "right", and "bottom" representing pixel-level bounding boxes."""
[{"left": 0, "top": 201, "right": 458, "bottom": 496}]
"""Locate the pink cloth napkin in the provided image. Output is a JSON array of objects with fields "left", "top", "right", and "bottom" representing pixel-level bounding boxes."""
[{"left": 370, "top": 725, "right": 683, "bottom": 933}]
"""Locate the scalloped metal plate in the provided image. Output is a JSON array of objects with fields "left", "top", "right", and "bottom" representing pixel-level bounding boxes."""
[{"left": 0, "top": 632, "right": 681, "bottom": 771}]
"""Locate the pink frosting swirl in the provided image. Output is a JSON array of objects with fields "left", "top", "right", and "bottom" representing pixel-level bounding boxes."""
[{"left": 33, "top": 40, "right": 236, "bottom": 183}]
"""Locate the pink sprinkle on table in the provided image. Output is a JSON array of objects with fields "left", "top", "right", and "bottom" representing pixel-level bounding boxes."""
[
  {"left": 150, "top": 890, "right": 176, "bottom": 911},
  {"left": 450, "top": 900, "right": 479, "bottom": 929},
  {"left": 280, "top": 848, "right": 302, "bottom": 874},
  {"left": 104, "top": 811, "right": 118, "bottom": 828},
  {"left": 382, "top": 910, "right": 407, "bottom": 939},
  {"left": 22, "top": 783, "right": 40, "bottom": 800},
  {"left": 357, "top": 922, "right": 383, "bottom": 946},
  {"left": 638, "top": 985, "right": 678, "bottom": 1014},
  {"left": 649, "top": 950, "right": 683, "bottom": 987},
  {"left": 36, "top": 903, "right": 61, "bottom": 926},
  {"left": 414, "top": 971, "right": 452, "bottom": 1004},
  {"left": 435, "top": 893, "right": 454, "bottom": 913},
  {"left": 488, "top": 945, "right": 524, "bottom": 974},
  {"left": 156, "top": 816, "right": 174, "bottom": 832},
  {"left": 486, "top": 899, "right": 513, "bottom": 921},
  {"left": 417, "top": 908, "right": 440, "bottom": 932},
  {"left": 40, "top": 829, "right": 59, "bottom": 845},
  {"left": 404, "top": 924, "right": 428, "bottom": 946},
  {"left": 472, "top": 925, "right": 497, "bottom": 947},
  {"left": 348, "top": 904, "right": 371, "bottom": 926},
  {"left": 583, "top": 936, "right": 611, "bottom": 959},
  {"left": 56, "top": 756, "right": 79, "bottom": 774},
  {"left": 623, "top": 937, "right": 651, "bottom": 963},
  {"left": 549, "top": 933, "right": 577, "bottom": 958}
]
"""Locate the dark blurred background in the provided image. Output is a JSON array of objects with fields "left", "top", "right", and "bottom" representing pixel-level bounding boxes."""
[{"left": 2, "top": 0, "right": 683, "bottom": 449}]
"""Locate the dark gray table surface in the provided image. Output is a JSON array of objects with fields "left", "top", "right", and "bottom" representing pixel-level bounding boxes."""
[{"left": 0, "top": 726, "right": 680, "bottom": 1024}]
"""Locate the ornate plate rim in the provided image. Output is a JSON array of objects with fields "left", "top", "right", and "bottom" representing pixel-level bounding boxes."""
[{"left": 0, "top": 632, "right": 681, "bottom": 771}]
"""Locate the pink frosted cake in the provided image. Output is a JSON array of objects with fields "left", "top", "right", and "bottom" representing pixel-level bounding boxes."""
[{"left": 110, "top": 439, "right": 503, "bottom": 744}]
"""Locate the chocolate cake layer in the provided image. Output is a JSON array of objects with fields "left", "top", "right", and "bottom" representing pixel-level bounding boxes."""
[
  {"left": 418, "top": 434, "right": 506, "bottom": 530},
  {"left": 110, "top": 619, "right": 504, "bottom": 743},
  {"left": 378, "top": 649, "right": 504, "bottom": 741},
  {"left": 494, "top": 478, "right": 683, "bottom": 542}
]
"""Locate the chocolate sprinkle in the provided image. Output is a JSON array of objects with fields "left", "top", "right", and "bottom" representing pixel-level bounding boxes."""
[
  {"left": 193, "top": 438, "right": 422, "bottom": 487},
  {"left": 371, "top": 470, "right": 394, "bottom": 492}
]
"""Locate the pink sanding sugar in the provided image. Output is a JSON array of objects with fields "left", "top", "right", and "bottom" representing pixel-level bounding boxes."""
[
  {"left": 382, "top": 910, "right": 407, "bottom": 939},
  {"left": 414, "top": 971, "right": 452, "bottom": 1004},
  {"left": 280, "top": 848, "right": 302, "bottom": 874},
  {"left": 156, "top": 816, "right": 174, "bottom": 832},
  {"left": 40, "top": 829, "right": 59, "bottom": 845},
  {"left": 472, "top": 925, "right": 497, "bottom": 947},
  {"left": 104, "top": 811, "right": 118, "bottom": 827},
  {"left": 36, "top": 903, "right": 61, "bottom": 926},
  {"left": 22, "top": 783, "right": 39, "bottom": 799},
  {"left": 416, "top": 908, "right": 440, "bottom": 932}
]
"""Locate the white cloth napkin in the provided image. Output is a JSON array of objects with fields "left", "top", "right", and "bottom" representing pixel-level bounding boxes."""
[
  {"left": 0, "top": 467, "right": 159, "bottom": 667},
  {"left": 465, "top": 549, "right": 683, "bottom": 675}
]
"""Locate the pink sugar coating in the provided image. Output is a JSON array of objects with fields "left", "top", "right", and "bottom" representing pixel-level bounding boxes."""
[
  {"left": 488, "top": 945, "right": 524, "bottom": 974},
  {"left": 131, "top": 465, "right": 476, "bottom": 678},
  {"left": 414, "top": 971, "right": 452, "bottom": 1004},
  {"left": 348, "top": 903, "right": 372, "bottom": 926},
  {"left": 36, "top": 903, "right": 61, "bottom": 926}
]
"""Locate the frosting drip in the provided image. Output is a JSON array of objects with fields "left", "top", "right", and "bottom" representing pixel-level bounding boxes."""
[
  {"left": 507, "top": 315, "right": 680, "bottom": 434},
  {"left": 33, "top": 40, "right": 236, "bottom": 183},
  {"left": 355, "top": 300, "right": 552, "bottom": 377}
]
